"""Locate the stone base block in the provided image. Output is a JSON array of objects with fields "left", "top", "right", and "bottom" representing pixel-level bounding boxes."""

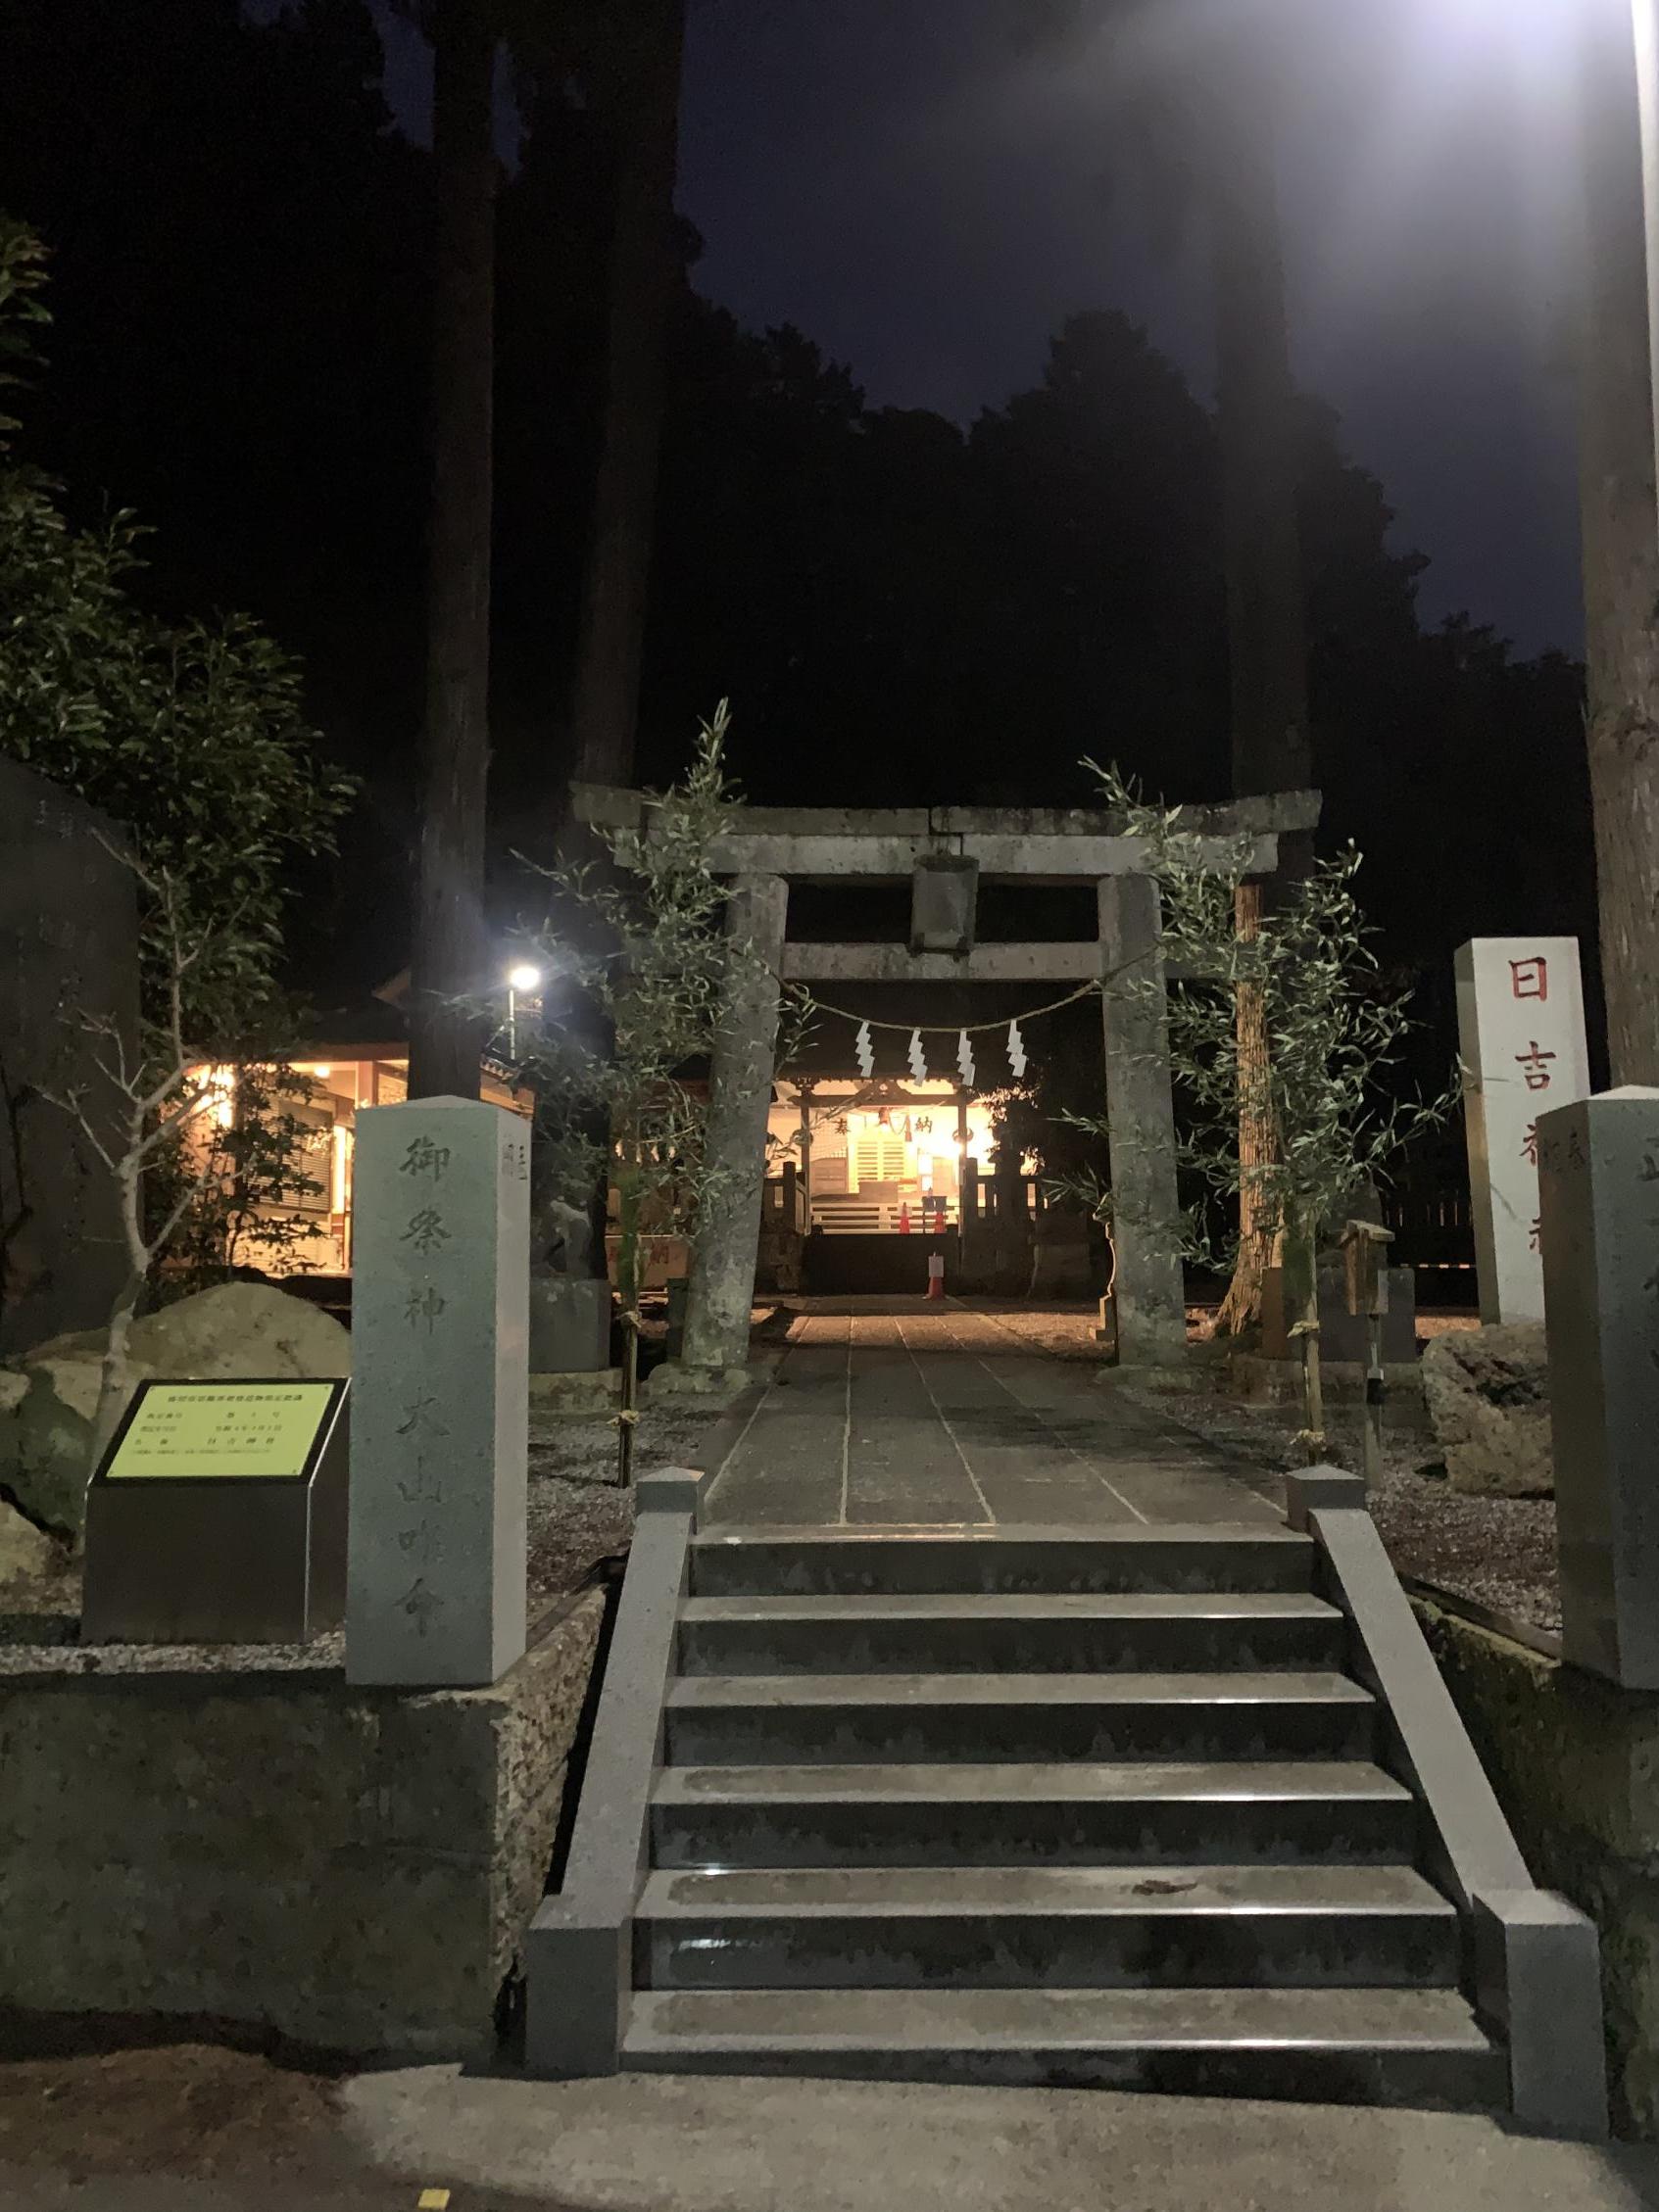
[
  {"left": 0, "top": 1598, "right": 604, "bottom": 2058},
  {"left": 1228, "top": 1352, "right": 1428, "bottom": 1427},
  {"left": 1474, "top": 1890, "right": 1609, "bottom": 2139},
  {"left": 529, "top": 1369, "right": 623, "bottom": 1417},
  {"left": 1096, "top": 1360, "right": 1192, "bottom": 1396},
  {"left": 1260, "top": 1261, "right": 1417, "bottom": 1365},
  {"left": 645, "top": 1357, "right": 777, "bottom": 1405},
  {"left": 528, "top": 1276, "right": 611, "bottom": 1374}
]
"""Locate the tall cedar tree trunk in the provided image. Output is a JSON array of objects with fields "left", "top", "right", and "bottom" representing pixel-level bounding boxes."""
[
  {"left": 1214, "top": 882, "right": 1280, "bottom": 1334},
  {"left": 568, "top": 0, "right": 686, "bottom": 795},
  {"left": 1579, "top": 1, "right": 1659, "bottom": 1085},
  {"left": 1207, "top": 48, "right": 1311, "bottom": 1335},
  {"left": 408, "top": 0, "right": 496, "bottom": 1100}
]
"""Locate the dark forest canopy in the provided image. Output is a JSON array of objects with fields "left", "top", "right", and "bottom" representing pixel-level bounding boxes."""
[{"left": 0, "top": 0, "right": 1594, "bottom": 1042}]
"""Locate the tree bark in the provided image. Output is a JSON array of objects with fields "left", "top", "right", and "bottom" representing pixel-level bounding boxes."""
[
  {"left": 1207, "top": 44, "right": 1310, "bottom": 1331},
  {"left": 408, "top": 0, "right": 497, "bottom": 1101},
  {"left": 1213, "top": 881, "right": 1279, "bottom": 1336},
  {"left": 1579, "top": 0, "right": 1659, "bottom": 1086},
  {"left": 567, "top": 0, "right": 686, "bottom": 796}
]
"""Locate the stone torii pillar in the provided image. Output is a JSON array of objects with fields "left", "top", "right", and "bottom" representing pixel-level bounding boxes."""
[
  {"left": 1098, "top": 873, "right": 1187, "bottom": 1368},
  {"left": 683, "top": 874, "right": 790, "bottom": 1373}
]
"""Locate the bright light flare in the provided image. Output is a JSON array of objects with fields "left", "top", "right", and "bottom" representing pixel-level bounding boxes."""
[{"left": 507, "top": 963, "right": 543, "bottom": 993}]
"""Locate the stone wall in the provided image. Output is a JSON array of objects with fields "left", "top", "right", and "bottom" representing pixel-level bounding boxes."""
[
  {"left": 0, "top": 1594, "right": 604, "bottom": 2059},
  {"left": 1416, "top": 1599, "right": 1659, "bottom": 2134}
]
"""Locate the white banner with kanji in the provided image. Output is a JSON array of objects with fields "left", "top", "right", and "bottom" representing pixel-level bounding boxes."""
[{"left": 1454, "top": 938, "right": 1591, "bottom": 1322}]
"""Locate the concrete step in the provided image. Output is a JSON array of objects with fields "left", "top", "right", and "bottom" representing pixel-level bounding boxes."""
[
  {"left": 678, "top": 1592, "right": 1346, "bottom": 1675},
  {"left": 651, "top": 1758, "right": 1417, "bottom": 1868},
  {"left": 621, "top": 1986, "right": 1506, "bottom": 2108},
  {"left": 636, "top": 1863, "right": 1459, "bottom": 1992},
  {"left": 691, "top": 1525, "right": 1315, "bottom": 1599},
  {"left": 664, "top": 1671, "right": 1377, "bottom": 1766}
]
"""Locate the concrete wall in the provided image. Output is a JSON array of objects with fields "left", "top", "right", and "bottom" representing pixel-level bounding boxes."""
[
  {"left": 0, "top": 1595, "right": 604, "bottom": 2059},
  {"left": 1416, "top": 1599, "right": 1659, "bottom": 2134}
]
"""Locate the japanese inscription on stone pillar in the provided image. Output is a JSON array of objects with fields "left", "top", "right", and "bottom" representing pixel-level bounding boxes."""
[
  {"left": 1454, "top": 938, "right": 1590, "bottom": 1323},
  {"left": 346, "top": 1097, "right": 530, "bottom": 1687}
]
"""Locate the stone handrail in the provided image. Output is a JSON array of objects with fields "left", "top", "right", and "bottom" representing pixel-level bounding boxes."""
[
  {"left": 524, "top": 1467, "right": 702, "bottom": 2076},
  {"left": 1288, "top": 1468, "right": 1607, "bottom": 2140}
]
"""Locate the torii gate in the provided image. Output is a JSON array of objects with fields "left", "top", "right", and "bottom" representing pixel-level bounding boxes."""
[{"left": 574, "top": 787, "right": 1321, "bottom": 1372}]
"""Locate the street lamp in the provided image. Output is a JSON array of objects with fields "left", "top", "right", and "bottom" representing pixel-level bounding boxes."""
[{"left": 506, "top": 963, "right": 543, "bottom": 1059}]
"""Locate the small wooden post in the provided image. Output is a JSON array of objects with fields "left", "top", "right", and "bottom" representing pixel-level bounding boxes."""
[{"left": 798, "top": 1081, "right": 814, "bottom": 1221}]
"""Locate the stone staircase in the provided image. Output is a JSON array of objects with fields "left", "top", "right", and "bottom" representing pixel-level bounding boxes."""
[{"left": 615, "top": 1522, "right": 1506, "bottom": 2105}]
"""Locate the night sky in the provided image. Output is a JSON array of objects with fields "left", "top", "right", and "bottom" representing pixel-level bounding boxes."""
[{"left": 369, "top": 0, "right": 1586, "bottom": 657}]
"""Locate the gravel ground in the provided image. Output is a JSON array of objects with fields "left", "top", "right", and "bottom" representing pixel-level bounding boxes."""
[
  {"left": 0, "top": 1396, "right": 734, "bottom": 1674},
  {"left": 525, "top": 1398, "right": 730, "bottom": 1608},
  {"left": 0, "top": 2027, "right": 355, "bottom": 2187},
  {"left": 0, "top": 1301, "right": 1558, "bottom": 1657},
  {"left": 1131, "top": 1370, "right": 1562, "bottom": 1635}
]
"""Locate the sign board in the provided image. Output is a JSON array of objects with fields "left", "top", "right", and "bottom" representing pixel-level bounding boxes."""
[
  {"left": 103, "top": 1380, "right": 339, "bottom": 1482},
  {"left": 80, "top": 1376, "right": 349, "bottom": 1647},
  {"left": 1454, "top": 938, "right": 1591, "bottom": 1323}
]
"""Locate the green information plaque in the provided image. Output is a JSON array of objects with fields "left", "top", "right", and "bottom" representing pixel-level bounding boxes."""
[
  {"left": 81, "top": 1376, "right": 350, "bottom": 1646},
  {"left": 104, "top": 1380, "right": 338, "bottom": 1482}
]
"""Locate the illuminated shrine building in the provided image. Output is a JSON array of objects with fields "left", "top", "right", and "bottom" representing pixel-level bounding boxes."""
[{"left": 766, "top": 1077, "right": 1018, "bottom": 1237}]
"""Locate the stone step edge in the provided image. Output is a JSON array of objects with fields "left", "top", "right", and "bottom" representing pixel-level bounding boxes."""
[
  {"left": 651, "top": 1758, "right": 1412, "bottom": 1805},
  {"left": 680, "top": 1593, "right": 1342, "bottom": 1621},
  {"left": 694, "top": 1523, "right": 1310, "bottom": 1547},
  {"left": 666, "top": 1670, "right": 1376, "bottom": 1707},
  {"left": 622, "top": 1985, "right": 1497, "bottom": 2055},
  {"left": 636, "top": 1867, "right": 1456, "bottom": 1919}
]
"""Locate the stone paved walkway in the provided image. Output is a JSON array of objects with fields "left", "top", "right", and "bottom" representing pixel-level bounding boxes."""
[{"left": 701, "top": 1298, "right": 1283, "bottom": 1529}]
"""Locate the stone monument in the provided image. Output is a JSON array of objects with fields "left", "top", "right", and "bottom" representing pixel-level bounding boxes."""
[
  {"left": 1455, "top": 938, "right": 1590, "bottom": 1323},
  {"left": 1260, "top": 1257, "right": 1417, "bottom": 1366},
  {"left": 528, "top": 1189, "right": 611, "bottom": 1373},
  {"left": 0, "top": 757, "right": 139, "bottom": 1356},
  {"left": 1538, "top": 1087, "right": 1659, "bottom": 1689},
  {"left": 346, "top": 1097, "right": 529, "bottom": 1688}
]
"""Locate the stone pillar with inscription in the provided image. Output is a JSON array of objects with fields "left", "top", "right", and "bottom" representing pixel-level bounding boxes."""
[
  {"left": 346, "top": 1098, "right": 530, "bottom": 1687},
  {"left": 1455, "top": 938, "right": 1590, "bottom": 1323},
  {"left": 1538, "top": 1088, "right": 1659, "bottom": 1689}
]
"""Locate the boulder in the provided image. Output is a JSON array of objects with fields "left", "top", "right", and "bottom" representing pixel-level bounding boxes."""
[
  {"left": 0, "top": 1496, "right": 64, "bottom": 1583},
  {"left": 0, "top": 1283, "right": 351, "bottom": 1540},
  {"left": 1421, "top": 1322, "right": 1552, "bottom": 1497}
]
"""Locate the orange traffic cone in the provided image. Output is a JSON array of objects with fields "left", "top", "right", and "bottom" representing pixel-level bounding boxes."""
[
  {"left": 898, "top": 1203, "right": 911, "bottom": 1234},
  {"left": 926, "top": 1250, "right": 946, "bottom": 1300}
]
